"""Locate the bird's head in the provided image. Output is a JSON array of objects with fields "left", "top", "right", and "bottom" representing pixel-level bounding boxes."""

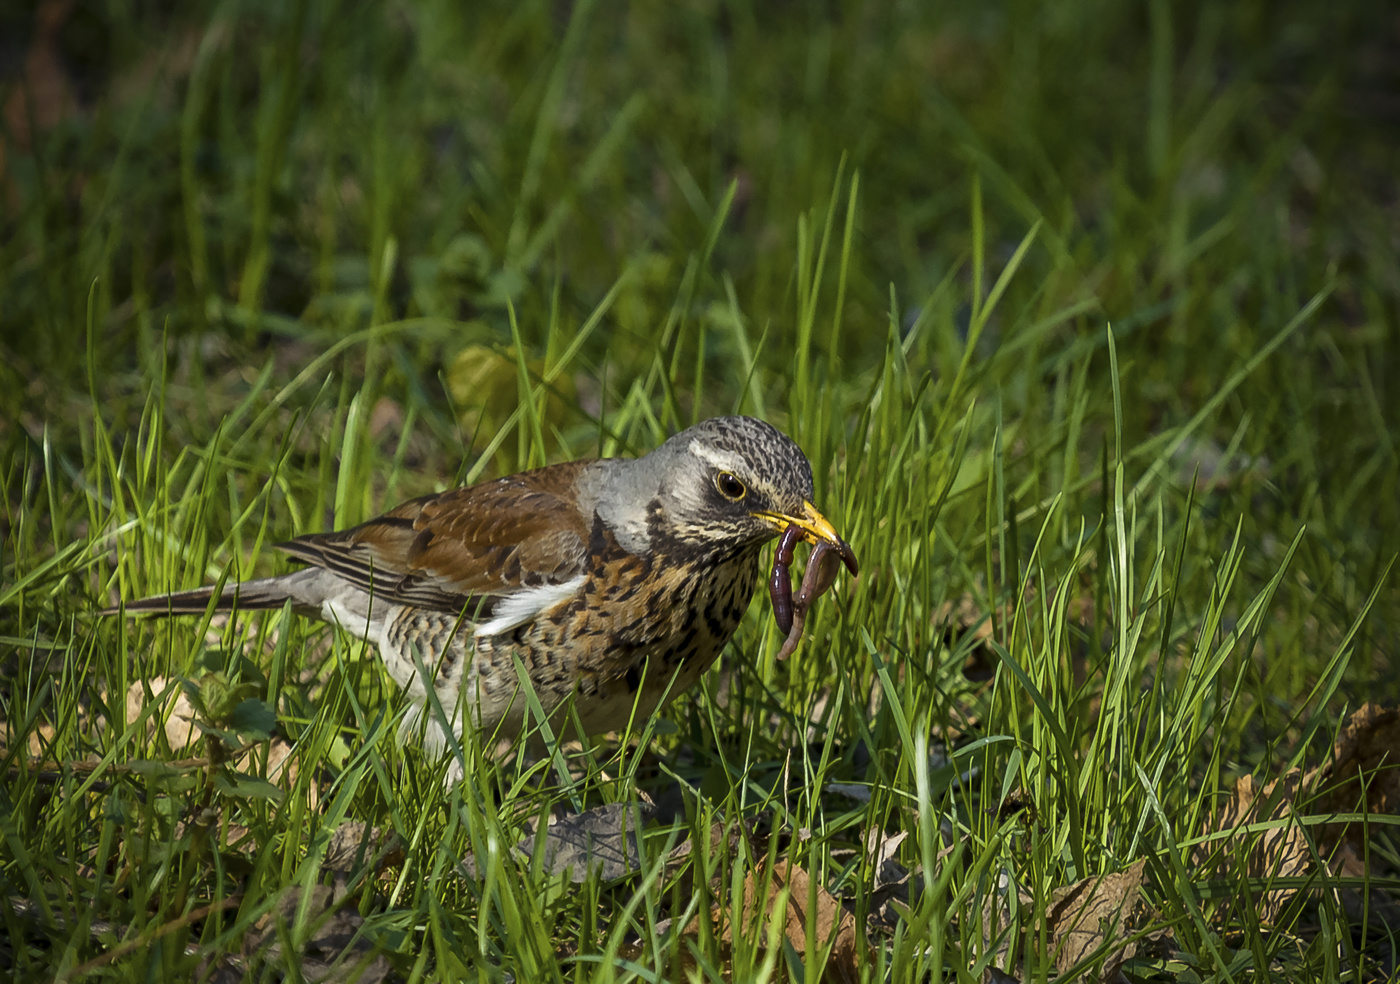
[{"left": 622, "top": 416, "right": 857, "bottom": 570}]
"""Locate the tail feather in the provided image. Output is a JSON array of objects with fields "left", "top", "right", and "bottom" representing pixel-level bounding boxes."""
[{"left": 99, "top": 569, "right": 332, "bottom": 618}]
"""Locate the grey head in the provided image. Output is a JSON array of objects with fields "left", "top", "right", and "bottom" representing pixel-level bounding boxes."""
[{"left": 585, "top": 415, "right": 825, "bottom": 558}]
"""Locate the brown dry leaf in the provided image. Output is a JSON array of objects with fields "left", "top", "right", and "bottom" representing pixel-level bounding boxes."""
[
  {"left": 125, "top": 677, "right": 201, "bottom": 752},
  {"left": 1196, "top": 770, "right": 1318, "bottom": 923},
  {"left": 119, "top": 680, "right": 318, "bottom": 804},
  {"left": 1321, "top": 703, "right": 1400, "bottom": 831},
  {"left": 245, "top": 884, "right": 390, "bottom": 984},
  {"left": 233, "top": 738, "right": 316, "bottom": 806},
  {"left": 323, "top": 820, "right": 401, "bottom": 878},
  {"left": 979, "top": 869, "right": 1030, "bottom": 976},
  {"left": 261, "top": 738, "right": 297, "bottom": 784},
  {"left": 0, "top": 720, "right": 57, "bottom": 760},
  {"left": 865, "top": 827, "right": 907, "bottom": 869},
  {"left": 1196, "top": 703, "right": 1400, "bottom": 928},
  {"left": 1318, "top": 703, "right": 1400, "bottom": 966},
  {"left": 861, "top": 828, "right": 913, "bottom": 934},
  {"left": 1046, "top": 858, "right": 1146, "bottom": 982},
  {"left": 1166, "top": 703, "right": 1400, "bottom": 978},
  {"left": 519, "top": 802, "right": 650, "bottom": 883},
  {"left": 663, "top": 819, "right": 762, "bottom": 896},
  {"left": 700, "top": 859, "right": 861, "bottom": 984}
]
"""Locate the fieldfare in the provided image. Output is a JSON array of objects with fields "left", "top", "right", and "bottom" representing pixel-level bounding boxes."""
[{"left": 105, "top": 416, "right": 857, "bottom": 765}]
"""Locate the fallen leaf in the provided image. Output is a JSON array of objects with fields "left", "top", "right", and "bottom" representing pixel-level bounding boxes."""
[
  {"left": 865, "top": 827, "right": 907, "bottom": 869},
  {"left": 826, "top": 781, "right": 873, "bottom": 803},
  {"left": 699, "top": 859, "right": 862, "bottom": 984},
  {"left": 663, "top": 818, "right": 762, "bottom": 892},
  {"left": 452, "top": 801, "right": 653, "bottom": 883},
  {"left": 1195, "top": 703, "right": 1400, "bottom": 928},
  {"left": 323, "top": 820, "right": 400, "bottom": 877},
  {"left": 861, "top": 828, "right": 913, "bottom": 934},
  {"left": 980, "top": 868, "right": 1027, "bottom": 976},
  {"left": 1196, "top": 770, "right": 1317, "bottom": 923},
  {"left": 246, "top": 884, "right": 390, "bottom": 984},
  {"left": 1321, "top": 703, "right": 1400, "bottom": 833},
  {"left": 519, "top": 801, "right": 651, "bottom": 882},
  {"left": 125, "top": 677, "right": 201, "bottom": 752},
  {"left": 0, "top": 719, "right": 57, "bottom": 760},
  {"left": 1046, "top": 859, "right": 1147, "bottom": 982}
]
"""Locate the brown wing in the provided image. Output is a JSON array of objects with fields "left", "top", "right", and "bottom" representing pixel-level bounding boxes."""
[{"left": 278, "top": 459, "right": 598, "bottom": 613}]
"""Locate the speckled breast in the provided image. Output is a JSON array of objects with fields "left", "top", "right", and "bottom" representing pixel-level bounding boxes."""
[{"left": 480, "top": 542, "right": 762, "bottom": 735}]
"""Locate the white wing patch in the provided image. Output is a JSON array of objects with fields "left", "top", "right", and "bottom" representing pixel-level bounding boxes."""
[{"left": 473, "top": 575, "right": 586, "bottom": 638}]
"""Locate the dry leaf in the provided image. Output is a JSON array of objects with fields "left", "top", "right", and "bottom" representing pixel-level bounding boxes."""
[
  {"left": 663, "top": 819, "right": 763, "bottom": 896},
  {"left": 253, "top": 738, "right": 301, "bottom": 784},
  {"left": 0, "top": 719, "right": 57, "bottom": 759},
  {"left": 323, "top": 820, "right": 400, "bottom": 877},
  {"left": 1047, "top": 859, "right": 1146, "bottom": 981},
  {"left": 865, "top": 828, "right": 907, "bottom": 869},
  {"left": 125, "top": 677, "right": 200, "bottom": 752},
  {"left": 461, "top": 803, "right": 652, "bottom": 883},
  {"left": 1196, "top": 703, "right": 1400, "bottom": 928},
  {"left": 246, "top": 884, "right": 390, "bottom": 983},
  {"left": 1322, "top": 703, "right": 1400, "bottom": 831},
  {"left": 698, "top": 859, "right": 861, "bottom": 984},
  {"left": 1197, "top": 770, "right": 1317, "bottom": 923},
  {"left": 520, "top": 802, "right": 650, "bottom": 882},
  {"left": 826, "top": 781, "right": 873, "bottom": 803},
  {"left": 861, "top": 829, "right": 913, "bottom": 933},
  {"left": 980, "top": 868, "right": 1024, "bottom": 976}
]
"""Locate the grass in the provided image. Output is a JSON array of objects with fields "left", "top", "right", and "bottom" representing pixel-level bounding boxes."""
[{"left": 2, "top": 0, "right": 1399, "bottom": 980}]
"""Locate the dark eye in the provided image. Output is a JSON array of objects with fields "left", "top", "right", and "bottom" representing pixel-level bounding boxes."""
[{"left": 715, "top": 471, "right": 746, "bottom": 500}]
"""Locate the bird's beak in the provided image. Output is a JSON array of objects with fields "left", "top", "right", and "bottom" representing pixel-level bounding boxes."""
[{"left": 754, "top": 501, "right": 860, "bottom": 576}]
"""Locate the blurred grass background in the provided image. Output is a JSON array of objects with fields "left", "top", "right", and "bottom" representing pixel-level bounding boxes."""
[
  {"left": 2, "top": 0, "right": 1399, "bottom": 980},
  {"left": 5, "top": 0, "right": 1395, "bottom": 693}
]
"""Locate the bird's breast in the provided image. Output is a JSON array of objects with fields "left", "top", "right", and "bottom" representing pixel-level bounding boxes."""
[{"left": 460, "top": 529, "right": 764, "bottom": 736}]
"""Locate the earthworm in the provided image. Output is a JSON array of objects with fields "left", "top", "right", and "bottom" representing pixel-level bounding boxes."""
[
  {"left": 795, "top": 539, "right": 842, "bottom": 609},
  {"left": 775, "top": 539, "right": 844, "bottom": 660},
  {"left": 768, "top": 524, "right": 859, "bottom": 660},
  {"left": 768, "top": 524, "right": 803, "bottom": 635}
]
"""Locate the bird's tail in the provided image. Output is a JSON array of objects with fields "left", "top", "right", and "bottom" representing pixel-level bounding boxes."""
[{"left": 98, "top": 569, "right": 331, "bottom": 618}]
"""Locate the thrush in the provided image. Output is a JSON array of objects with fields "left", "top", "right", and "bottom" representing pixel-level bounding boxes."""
[{"left": 105, "top": 415, "right": 857, "bottom": 766}]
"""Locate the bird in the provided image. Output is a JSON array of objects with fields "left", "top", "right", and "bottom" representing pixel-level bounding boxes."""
[{"left": 104, "top": 416, "right": 858, "bottom": 770}]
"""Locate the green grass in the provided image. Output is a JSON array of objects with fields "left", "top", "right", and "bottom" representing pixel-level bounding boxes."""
[{"left": 2, "top": 0, "right": 1399, "bottom": 980}]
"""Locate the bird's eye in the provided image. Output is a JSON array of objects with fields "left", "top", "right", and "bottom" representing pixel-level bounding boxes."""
[{"left": 715, "top": 471, "right": 746, "bottom": 500}]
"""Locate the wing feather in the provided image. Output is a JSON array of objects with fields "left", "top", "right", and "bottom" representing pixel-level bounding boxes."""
[{"left": 277, "top": 459, "right": 596, "bottom": 613}]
